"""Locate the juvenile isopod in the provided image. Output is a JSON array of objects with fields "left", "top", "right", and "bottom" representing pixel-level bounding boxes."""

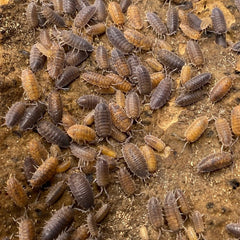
[
  {"left": 175, "top": 90, "right": 205, "bottom": 107},
  {"left": 231, "top": 105, "right": 240, "bottom": 136},
  {"left": 167, "top": 6, "right": 179, "bottom": 35},
  {"left": 83, "top": 110, "right": 95, "bottom": 126},
  {"left": 146, "top": 12, "right": 167, "bottom": 36},
  {"left": 95, "top": 203, "right": 110, "bottom": 223},
  {"left": 140, "top": 145, "right": 157, "bottom": 173},
  {"left": 30, "top": 44, "right": 46, "bottom": 72},
  {"left": 5, "top": 101, "right": 26, "bottom": 128},
  {"left": 37, "top": 120, "right": 70, "bottom": 148},
  {"left": 191, "top": 210, "right": 205, "bottom": 236},
  {"left": 87, "top": 213, "right": 99, "bottom": 238},
  {"left": 48, "top": 91, "right": 63, "bottom": 124},
  {"left": 125, "top": 91, "right": 141, "bottom": 119},
  {"left": 77, "top": 94, "right": 105, "bottom": 110},
  {"left": 209, "top": 76, "right": 232, "bottom": 103},
  {"left": 6, "top": 175, "right": 28, "bottom": 207},
  {"left": 180, "top": 64, "right": 191, "bottom": 85},
  {"left": 197, "top": 152, "right": 232, "bottom": 173},
  {"left": 144, "top": 135, "right": 165, "bottom": 152},
  {"left": 41, "top": 5, "right": 65, "bottom": 27},
  {"left": 186, "top": 40, "right": 204, "bottom": 66},
  {"left": 19, "top": 218, "right": 35, "bottom": 240},
  {"left": 115, "top": 90, "right": 125, "bottom": 107},
  {"left": 108, "top": 1, "right": 124, "bottom": 25},
  {"left": 183, "top": 73, "right": 211, "bottom": 91},
  {"left": 68, "top": 172, "right": 94, "bottom": 209},
  {"left": 146, "top": 58, "right": 163, "bottom": 72},
  {"left": 29, "top": 157, "right": 58, "bottom": 188},
  {"left": 150, "top": 75, "right": 172, "bottom": 110},
  {"left": 21, "top": 69, "right": 41, "bottom": 101},
  {"left": 122, "top": 143, "right": 149, "bottom": 179},
  {"left": 127, "top": 4, "right": 143, "bottom": 30},
  {"left": 98, "top": 145, "right": 117, "bottom": 158},
  {"left": 94, "top": 102, "right": 112, "bottom": 138},
  {"left": 211, "top": 7, "right": 227, "bottom": 34},
  {"left": 175, "top": 189, "right": 191, "bottom": 215},
  {"left": 117, "top": 167, "right": 136, "bottom": 196},
  {"left": 226, "top": 223, "right": 240, "bottom": 238},
  {"left": 41, "top": 206, "right": 74, "bottom": 240},
  {"left": 215, "top": 117, "right": 232, "bottom": 148}
]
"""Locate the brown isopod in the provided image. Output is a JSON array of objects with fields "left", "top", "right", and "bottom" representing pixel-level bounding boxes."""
[
  {"left": 94, "top": 102, "right": 112, "bottom": 138},
  {"left": 231, "top": 105, "right": 240, "bottom": 136},
  {"left": 226, "top": 223, "right": 240, "bottom": 238},
  {"left": 109, "top": 102, "right": 132, "bottom": 132},
  {"left": 106, "top": 26, "right": 134, "bottom": 54},
  {"left": 146, "top": 12, "right": 167, "bottom": 37},
  {"left": 65, "top": 49, "right": 89, "bottom": 66},
  {"left": 115, "top": 90, "right": 125, "bottom": 108},
  {"left": 111, "top": 48, "right": 131, "bottom": 77},
  {"left": 157, "top": 49, "right": 185, "bottom": 71},
  {"left": 154, "top": 39, "right": 173, "bottom": 51},
  {"left": 26, "top": 2, "right": 38, "bottom": 28},
  {"left": 175, "top": 90, "right": 205, "bottom": 107},
  {"left": 48, "top": 91, "right": 63, "bottom": 124},
  {"left": 95, "top": 203, "right": 110, "bottom": 223},
  {"left": 95, "top": 45, "right": 109, "bottom": 70},
  {"left": 175, "top": 189, "right": 191, "bottom": 215},
  {"left": 41, "top": 206, "right": 74, "bottom": 240},
  {"left": 125, "top": 91, "right": 141, "bottom": 120},
  {"left": 180, "top": 23, "right": 201, "bottom": 40},
  {"left": 81, "top": 72, "right": 112, "bottom": 88},
  {"left": 135, "top": 65, "right": 152, "bottom": 95},
  {"left": 27, "top": 138, "right": 48, "bottom": 164},
  {"left": 148, "top": 197, "right": 164, "bottom": 232},
  {"left": 146, "top": 58, "right": 163, "bottom": 72},
  {"left": 191, "top": 210, "right": 205, "bottom": 235},
  {"left": 29, "top": 157, "right": 58, "bottom": 188},
  {"left": 128, "top": 54, "right": 141, "bottom": 78},
  {"left": 140, "top": 145, "right": 157, "bottom": 173},
  {"left": 94, "top": 0, "right": 107, "bottom": 22},
  {"left": 211, "top": 7, "right": 227, "bottom": 34},
  {"left": 164, "top": 191, "right": 183, "bottom": 232},
  {"left": 186, "top": 40, "right": 204, "bottom": 66},
  {"left": 185, "top": 226, "right": 198, "bottom": 240},
  {"left": 67, "top": 124, "right": 96, "bottom": 143},
  {"left": 77, "top": 94, "right": 105, "bottom": 110},
  {"left": 36, "top": 41, "right": 53, "bottom": 58},
  {"left": 180, "top": 64, "right": 192, "bottom": 85},
  {"left": 110, "top": 125, "right": 127, "bottom": 142},
  {"left": 63, "top": 0, "right": 76, "bottom": 14},
  {"left": 151, "top": 72, "right": 165, "bottom": 89},
  {"left": 19, "top": 218, "right": 35, "bottom": 240},
  {"left": 144, "top": 135, "right": 165, "bottom": 152},
  {"left": 45, "top": 180, "right": 66, "bottom": 207},
  {"left": 215, "top": 117, "right": 232, "bottom": 148},
  {"left": 122, "top": 143, "right": 149, "bottom": 179},
  {"left": 61, "top": 30, "right": 93, "bottom": 52},
  {"left": 150, "top": 75, "right": 172, "bottom": 110},
  {"left": 56, "top": 159, "right": 71, "bottom": 173},
  {"left": 37, "top": 120, "right": 71, "bottom": 148},
  {"left": 50, "top": 0, "right": 63, "bottom": 13},
  {"left": 167, "top": 6, "right": 179, "bottom": 35},
  {"left": 68, "top": 172, "right": 94, "bottom": 209},
  {"left": 117, "top": 167, "right": 136, "bottom": 196},
  {"left": 19, "top": 102, "right": 46, "bottom": 131},
  {"left": 41, "top": 5, "right": 65, "bottom": 27},
  {"left": 183, "top": 73, "right": 211, "bottom": 91},
  {"left": 6, "top": 175, "right": 28, "bottom": 208},
  {"left": 210, "top": 76, "right": 232, "bottom": 103},
  {"left": 74, "top": 5, "right": 96, "bottom": 29},
  {"left": 83, "top": 110, "right": 95, "bottom": 126},
  {"left": 87, "top": 213, "right": 99, "bottom": 238},
  {"left": 39, "top": 29, "right": 52, "bottom": 49},
  {"left": 184, "top": 116, "right": 208, "bottom": 143},
  {"left": 197, "top": 152, "right": 233, "bottom": 172},
  {"left": 108, "top": 1, "right": 124, "bottom": 25},
  {"left": 62, "top": 112, "right": 77, "bottom": 131},
  {"left": 72, "top": 225, "right": 89, "bottom": 240},
  {"left": 21, "top": 69, "right": 41, "bottom": 101},
  {"left": 23, "top": 156, "right": 38, "bottom": 180},
  {"left": 127, "top": 4, "right": 143, "bottom": 30},
  {"left": 187, "top": 13, "right": 202, "bottom": 31},
  {"left": 86, "top": 22, "right": 106, "bottom": 36},
  {"left": 5, "top": 101, "right": 26, "bottom": 128},
  {"left": 124, "top": 29, "right": 152, "bottom": 51},
  {"left": 56, "top": 66, "right": 80, "bottom": 89},
  {"left": 120, "top": 0, "right": 131, "bottom": 13},
  {"left": 30, "top": 44, "right": 46, "bottom": 73},
  {"left": 107, "top": 73, "right": 132, "bottom": 92}
]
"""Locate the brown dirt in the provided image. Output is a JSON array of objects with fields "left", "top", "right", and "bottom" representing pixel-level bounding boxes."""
[{"left": 1, "top": 0, "right": 240, "bottom": 239}]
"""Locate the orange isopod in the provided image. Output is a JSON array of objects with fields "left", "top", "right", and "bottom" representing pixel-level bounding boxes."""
[
  {"left": 56, "top": 159, "right": 71, "bottom": 173},
  {"left": 108, "top": 2, "right": 124, "bottom": 25},
  {"left": 107, "top": 73, "right": 132, "bottom": 92},
  {"left": 127, "top": 4, "right": 143, "bottom": 30},
  {"left": 180, "top": 64, "right": 192, "bottom": 85},
  {"left": 180, "top": 23, "right": 201, "bottom": 40},
  {"left": 19, "top": 218, "right": 35, "bottom": 240},
  {"left": 67, "top": 124, "right": 96, "bottom": 142},
  {"left": 150, "top": 72, "right": 165, "bottom": 89},
  {"left": 82, "top": 72, "right": 112, "bottom": 89},
  {"left": 83, "top": 110, "right": 95, "bottom": 126},
  {"left": 98, "top": 145, "right": 117, "bottom": 158},
  {"left": 21, "top": 69, "right": 41, "bottom": 101},
  {"left": 6, "top": 175, "right": 28, "bottom": 207},
  {"left": 140, "top": 145, "right": 157, "bottom": 173},
  {"left": 146, "top": 58, "right": 163, "bottom": 72},
  {"left": 115, "top": 90, "right": 126, "bottom": 108},
  {"left": 231, "top": 105, "right": 240, "bottom": 136},
  {"left": 62, "top": 112, "right": 77, "bottom": 131},
  {"left": 144, "top": 135, "right": 165, "bottom": 152},
  {"left": 185, "top": 116, "right": 208, "bottom": 142}
]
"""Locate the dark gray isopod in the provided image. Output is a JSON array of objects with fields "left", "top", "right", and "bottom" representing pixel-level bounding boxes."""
[
  {"left": 135, "top": 65, "right": 152, "bottom": 95},
  {"left": 157, "top": 49, "right": 185, "bottom": 71},
  {"left": 187, "top": 13, "right": 202, "bottom": 31},
  {"left": 96, "top": 157, "right": 110, "bottom": 188},
  {"left": 150, "top": 76, "right": 172, "bottom": 110},
  {"left": 211, "top": 7, "right": 227, "bottom": 34},
  {"left": 146, "top": 12, "right": 167, "bottom": 36},
  {"left": 19, "top": 102, "right": 46, "bottom": 131},
  {"left": 120, "top": 0, "right": 132, "bottom": 13},
  {"left": 106, "top": 26, "right": 134, "bottom": 54},
  {"left": 74, "top": 5, "right": 96, "bottom": 29},
  {"left": 94, "top": 102, "right": 112, "bottom": 137},
  {"left": 122, "top": 143, "right": 149, "bottom": 179},
  {"left": 41, "top": 5, "right": 65, "bottom": 27},
  {"left": 232, "top": 41, "right": 240, "bottom": 52},
  {"left": 167, "top": 7, "right": 179, "bottom": 35},
  {"left": 48, "top": 91, "right": 63, "bottom": 124},
  {"left": 37, "top": 120, "right": 70, "bottom": 148},
  {"left": 56, "top": 66, "right": 80, "bottom": 89},
  {"left": 5, "top": 101, "right": 26, "bottom": 128},
  {"left": 226, "top": 223, "right": 240, "bottom": 238},
  {"left": 68, "top": 172, "right": 94, "bottom": 209},
  {"left": 63, "top": 0, "right": 76, "bottom": 15},
  {"left": 94, "top": 0, "right": 107, "bottom": 22},
  {"left": 30, "top": 44, "right": 46, "bottom": 72},
  {"left": 175, "top": 90, "right": 205, "bottom": 107},
  {"left": 41, "top": 206, "right": 74, "bottom": 240},
  {"left": 183, "top": 73, "right": 211, "bottom": 91},
  {"left": 65, "top": 50, "right": 89, "bottom": 66},
  {"left": 77, "top": 95, "right": 105, "bottom": 109}
]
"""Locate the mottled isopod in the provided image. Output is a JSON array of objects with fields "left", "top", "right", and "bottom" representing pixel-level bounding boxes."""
[
  {"left": 81, "top": 72, "right": 112, "bottom": 88},
  {"left": 96, "top": 45, "right": 109, "bottom": 70},
  {"left": 175, "top": 189, "right": 191, "bottom": 215},
  {"left": 68, "top": 172, "right": 94, "bottom": 209},
  {"left": 107, "top": 73, "right": 132, "bottom": 92},
  {"left": 96, "top": 157, "right": 110, "bottom": 189},
  {"left": 125, "top": 92, "right": 141, "bottom": 119},
  {"left": 146, "top": 12, "right": 167, "bottom": 36},
  {"left": 108, "top": 1, "right": 124, "bottom": 25},
  {"left": 122, "top": 143, "right": 149, "bottom": 179},
  {"left": 94, "top": 0, "right": 107, "bottom": 21},
  {"left": 48, "top": 91, "right": 63, "bottom": 124},
  {"left": 180, "top": 23, "right": 201, "bottom": 40},
  {"left": 62, "top": 112, "right": 77, "bottom": 131},
  {"left": 191, "top": 210, "right": 205, "bottom": 234},
  {"left": 180, "top": 64, "right": 191, "bottom": 85},
  {"left": 140, "top": 145, "right": 157, "bottom": 173},
  {"left": 167, "top": 7, "right": 179, "bottom": 35},
  {"left": 115, "top": 90, "right": 125, "bottom": 107},
  {"left": 186, "top": 40, "right": 204, "bottom": 66},
  {"left": 144, "top": 135, "right": 165, "bottom": 152},
  {"left": 197, "top": 151, "right": 233, "bottom": 172},
  {"left": 30, "top": 44, "right": 46, "bottom": 72},
  {"left": 63, "top": 0, "right": 76, "bottom": 14},
  {"left": 74, "top": 6, "right": 96, "bottom": 29},
  {"left": 146, "top": 58, "right": 163, "bottom": 72},
  {"left": 110, "top": 125, "right": 127, "bottom": 142},
  {"left": 65, "top": 50, "right": 89, "bottom": 66},
  {"left": 26, "top": 2, "right": 38, "bottom": 28}
]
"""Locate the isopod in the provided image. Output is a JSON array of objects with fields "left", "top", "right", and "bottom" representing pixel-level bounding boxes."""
[
  {"left": 96, "top": 45, "right": 109, "bottom": 70},
  {"left": 186, "top": 40, "right": 204, "bottom": 66},
  {"left": 150, "top": 72, "right": 165, "bottom": 89},
  {"left": 167, "top": 6, "right": 179, "bottom": 35},
  {"left": 107, "top": 73, "right": 132, "bottom": 92},
  {"left": 120, "top": 0, "right": 131, "bottom": 13},
  {"left": 94, "top": 0, "right": 107, "bottom": 22},
  {"left": 19, "top": 218, "right": 35, "bottom": 240},
  {"left": 180, "top": 64, "right": 191, "bottom": 85},
  {"left": 74, "top": 6, "right": 96, "bottom": 29},
  {"left": 41, "top": 5, "right": 65, "bottom": 27},
  {"left": 145, "top": 58, "right": 163, "bottom": 72},
  {"left": 140, "top": 145, "right": 157, "bottom": 173},
  {"left": 77, "top": 94, "right": 105, "bottom": 109},
  {"left": 127, "top": 5, "right": 143, "bottom": 30},
  {"left": 135, "top": 65, "right": 152, "bottom": 95},
  {"left": 98, "top": 145, "right": 117, "bottom": 158},
  {"left": 122, "top": 143, "right": 149, "bottom": 179},
  {"left": 81, "top": 72, "right": 112, "bottom": 88},
  {"left": 148, "top": 197, "right": 164, "bottom": 230},
  {"left": 30, "top": 44, "right": 46, "bottom": 72},
  {"left": 231, "top": 105, "right": 240, "bottom": 136},
  {"left": 180, "top": 23, "right": 201, "bottom": 40},
  {"left": 183, "top": 73, "right": 211, "bottom": 91},
  {"left": 108, "top": 1, "right": 124, "bottom": 25},
  {"left": 87, "top": 213, "right": 99, "bottom": 238},
  {"left": 191, "top": 210, "right": 205, "bottom": 235},
  {"left": 83, "top": 110, "right": 95, "bottom": 126},
  {"left": 23, "top": 156, "right": 38, "bottom": 180},
  {"left": 144, "top": 135, "right": 165, "bottom": 152},
  {"left": 63, "top": 0, "right": 76, "bottom": 14},
  {"left": 62, "top": 112, "right": 77, "bottom": 131},
  {"left": 48, "top": 91, "right": 63, "bottom": 124},
  {"left": 95, "top": 203, "right": 110, "bottom": 223},
  {"left": 125, "top": 91, "right": 141, "bottom": 119},
  {"left": 187, "top": 13, "right": 202, "bottom": 31},
  {"left": 65, "top": 50, "right": 89, "bottom": 66},
  {"left": 115, "top": 90, "right": 125, "bottom": 107},
  {"left": 175, "top": 90, "right": 205, "bottom": 107},
  {"left": 96, "top": 158, "right": 110, "bottom": 191},
  {"left": 226, "top": 223, "right": 240, "bottom": 238},
  {"left": 68, "top": 172, "right": 94, "bottom": 209},
  {"left": 175, "top": 189, "right": 191, "bottom": 215},
  {"left": 110, "top": 125, "right": 127, "bottom": 142},
  {"left": 146, "top": 12, "right": 167, "bottom": 36},
  {"left": 215, "top": 117, "right": 232, "bottom": 148},
  {"left": 197, "top": 152, "right": 232, "bottom": 172},
  {"left": 37, "top": 120, "right": 71, "bottom": 148},
  {"left": 185, "top": 226, "right": 198, "bottom": 240},
  {"left": 211, "top": 7, "right": 227, "bottom": 34},
  {"left": 26, "top": 2, "right": 38, "bottom": 28}
]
